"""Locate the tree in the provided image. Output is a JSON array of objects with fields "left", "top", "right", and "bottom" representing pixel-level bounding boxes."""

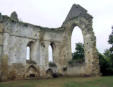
[
  {"left": 108, "top": 26, "right": 113, "bottom": 44},
  {"left": 99, "top": 51, "right": 113, "bottom": 76},
  {"left": 72, "top": 43, "right": 84, "bottom": 62},
  {"left": 68, "top": 43, "right": 84, "bottom": 66},
  {"left": 99, "top": 26, "right": 113, "bottom": 76},
  {"left": 108, "top": 26, "right": 113, "bottom": 66},
  {"left": 104, "top": 49, "right": 112, "bottom": 65}
]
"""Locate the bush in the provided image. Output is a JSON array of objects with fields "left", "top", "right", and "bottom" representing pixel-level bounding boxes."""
[
  {"left": 68, "top": 43, "right": 85, "bottom": 66},
  {"left": 99, "top": 52, "right": 113, "bottom": 76}
]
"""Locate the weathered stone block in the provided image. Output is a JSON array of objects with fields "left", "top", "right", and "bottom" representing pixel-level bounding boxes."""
[
  {"left": 8, "top": 69, "right": 16, "bottom": 80},
  {"left": 0, "top": 13, "right": 2, "bottom": 22},
  {"left": 0, "top": 46, "right": 2, "bottom": 56},
  {"left": 0, "top": 34, "right": 3, "bottom": 45},
  {"left": 0, "top": 24, "right": 3, "bottom": 33},
  {"left": 0, "top": 55, "right": 8, "bottom": 81}
]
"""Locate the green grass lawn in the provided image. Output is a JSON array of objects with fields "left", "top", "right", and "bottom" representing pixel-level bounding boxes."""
[{"left": 0, "top": 76, "right": 113, "bottom": 87}]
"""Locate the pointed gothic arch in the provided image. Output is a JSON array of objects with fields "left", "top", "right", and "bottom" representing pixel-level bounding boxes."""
[{"left": 62, "top": 4, "right": 100, "bottom": 75}]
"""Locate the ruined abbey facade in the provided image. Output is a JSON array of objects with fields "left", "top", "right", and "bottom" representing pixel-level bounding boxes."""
[{"left": 0, "top": 4, "right": 100, "bottom": 81}]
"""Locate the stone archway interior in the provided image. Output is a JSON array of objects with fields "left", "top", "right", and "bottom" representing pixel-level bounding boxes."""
[{"left": 26, "top": 65, "right": 40, "bottom": 78}]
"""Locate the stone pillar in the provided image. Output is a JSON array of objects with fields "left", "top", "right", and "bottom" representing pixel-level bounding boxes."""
[
  {"left": 30, "top": 40, "right": 40, "bottom": 65},
  {"left": 38, "top": 41, "right": 48, "bottom": 78},
  {"left": 54, "top": 42, "right": 68, "bottom": 74},
  {"left": 0, "top": 24, "right": 3, "bottom": 67},
  {"left": 44, "top": 41, "right": 50, "bottom": 69},
  {"left": 64, "top": 23, "right": 73, "bottom": 63},
  {"left": 83, "top": 25, "right": 100, "bottom": 76},
  {"left": 0, "top": 55, "right": 8, "bottom": 81},
  {"left": 0, "top": 33, "right": 9, "bottom": 81},
  {"left": 2, "top": 33, "right": 10, "bottom": 57},
  {"left": 53, "top": 44, "right": 61, "bottom": 72}
]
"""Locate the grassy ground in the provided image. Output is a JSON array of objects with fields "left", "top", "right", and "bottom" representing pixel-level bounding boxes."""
[{"left": 0, "top": 76, "right": 113, "bottom": 87}]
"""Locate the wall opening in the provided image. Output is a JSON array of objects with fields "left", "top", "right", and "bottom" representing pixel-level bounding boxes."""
[
  {"left": 29, "top": 74, "right": 35, "bottom": 78},
  {"left": 26, "top": 65, "right": 40, "bottom": 79},
  {"left": 48, "top": 45, "right": 53, "bottom": 62},
  {"left": 26, "top": 41, "right": 34, "bottom": 61},
  {"left": 70, "top": 26, "right": 85, "bottom": 64},
  {"left": 26, "top": 46, "right": 30, "bottom": 60},
  {"left": 48, "top": 42, "right": 57, "bottom": 69},
  {"left": 71, "top": 26, "right": 84, "bottom": 53}
]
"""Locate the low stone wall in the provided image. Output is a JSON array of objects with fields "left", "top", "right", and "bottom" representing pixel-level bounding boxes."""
[{"left": 64, "top": 64, "right": 86, "bottom": 76}]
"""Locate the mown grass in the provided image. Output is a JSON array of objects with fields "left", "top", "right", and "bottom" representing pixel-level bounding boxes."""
[{"left": 0, "top": 76, "right": 113, "bottom": 87}]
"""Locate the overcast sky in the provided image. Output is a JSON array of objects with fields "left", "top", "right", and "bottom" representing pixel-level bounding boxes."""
[{"left": 0, "top": 0, "right": 113, "bottom": 53}]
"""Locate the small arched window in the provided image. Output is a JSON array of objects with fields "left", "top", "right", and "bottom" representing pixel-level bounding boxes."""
[
  {"left": 26, "top": 41, "right": 34, "bottom": 61},
  {"left": 48, "top": 45, "right": 53, "bottom": 62}
]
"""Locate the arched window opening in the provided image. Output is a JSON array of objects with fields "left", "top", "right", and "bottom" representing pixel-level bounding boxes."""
[
  {"left": 26, "top": 46, "right": 30, "bottom": 60},
  {"left": 26, "top": 41, "right": 34, "bottom": 61},
  {"left": 50, "top": 42, "right": 55, "bottom": 50},
  {"left": 48, "top": 45, "right": 53, "bottom": 62},
  {"left": 71, "top": 26, "right": 84, "bottom": 53},
  {"left": 71, "top": 26, "right": 84, "bottom": 64}
]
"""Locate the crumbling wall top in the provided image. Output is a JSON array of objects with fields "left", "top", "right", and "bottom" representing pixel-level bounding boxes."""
[
  {"left": 0, "top": 12, "right": 64, "bottom": 33},
  {"left": 0, "top": 13, "right": 2, "bottom": 22},
  {"left": 63, "top": 4, "right": 92, "bottom": 26},
  {"left": 10, "top": 11, "right": 18, "bottom": 21},
  {"left": 64, "top": 4, "right": 87, "bottom": 22}
]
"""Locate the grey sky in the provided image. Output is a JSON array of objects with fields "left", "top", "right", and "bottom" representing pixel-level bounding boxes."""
[{"left": 0, "top": 0, "right": 113, "bottom": 53}]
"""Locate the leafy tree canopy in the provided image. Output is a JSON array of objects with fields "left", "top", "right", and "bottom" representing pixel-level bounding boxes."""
[
  {"left": 72, "top": 42, "right": 84, "bottom": 61},
  {"left": 68, "top": 43, "right": 85, "bottom": 66}
]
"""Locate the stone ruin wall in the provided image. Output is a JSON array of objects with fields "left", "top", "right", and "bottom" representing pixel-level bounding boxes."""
[{"left": 0, "top": 4, "right": 100, "bottom": 81}]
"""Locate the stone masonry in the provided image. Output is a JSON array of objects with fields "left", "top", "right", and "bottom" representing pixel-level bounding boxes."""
[{"left": 0, "top": 4, "right": 100, "bottom": 81}]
